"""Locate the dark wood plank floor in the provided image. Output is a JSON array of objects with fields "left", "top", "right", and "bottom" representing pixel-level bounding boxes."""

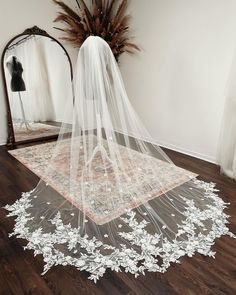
[{"left": 0, "top": 145, "right": 235, "bottom": 295}]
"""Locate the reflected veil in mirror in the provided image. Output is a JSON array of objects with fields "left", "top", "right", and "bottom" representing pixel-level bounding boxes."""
[{"left": 2, "top": 26, "right": 73, "bottom": 147}]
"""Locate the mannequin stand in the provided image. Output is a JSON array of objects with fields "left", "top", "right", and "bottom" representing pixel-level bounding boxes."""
[{"left": 18, "top": 92, "right": 31, "bottom": 130}]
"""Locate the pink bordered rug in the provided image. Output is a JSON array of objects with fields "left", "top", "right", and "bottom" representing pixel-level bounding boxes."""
[
  {"left": 13, "top": 122, "right": 61, "bottom": 142},
  {"left": 9, "top": 137, "right": 197, "bottom": 225}
]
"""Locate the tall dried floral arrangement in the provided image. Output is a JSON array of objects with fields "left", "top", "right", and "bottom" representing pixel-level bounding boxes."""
[{"left": 52, "top": 0, "right": 139, "bottom": 61}]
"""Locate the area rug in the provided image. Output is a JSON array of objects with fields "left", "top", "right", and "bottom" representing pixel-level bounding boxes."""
[
  {"left": 9, "top": 137, "right": 197, "bottom": 224},
  {"left": 14, "top": 122, "right": 61, "bottom": 142}
]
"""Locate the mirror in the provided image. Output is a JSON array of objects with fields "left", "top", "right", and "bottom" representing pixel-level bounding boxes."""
[{"left": 2, "top": 26, "right": 73, "bottom": 148}]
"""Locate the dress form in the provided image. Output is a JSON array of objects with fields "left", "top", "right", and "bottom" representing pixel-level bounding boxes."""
[{"left": 6, "top": 55, "right": 31, "bottom": 130}]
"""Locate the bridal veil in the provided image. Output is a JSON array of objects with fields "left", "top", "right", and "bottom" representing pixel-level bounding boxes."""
[{"left": 5, "top": 36, "right": 235, "bottom": 282}]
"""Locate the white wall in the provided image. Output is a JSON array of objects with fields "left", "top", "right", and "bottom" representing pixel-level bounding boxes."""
[
  {"left": 120, "top": 0, "right": 236, "bottom": 163},
  {"left": 0, "top": 0, "right": 78, "bottom": 145},
  {"left": 1, "top": 0, "right": 236, "bottom": 163}
]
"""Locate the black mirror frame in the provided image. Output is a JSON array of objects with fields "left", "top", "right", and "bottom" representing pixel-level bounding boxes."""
[{"left": 1, "top": 26, "right": 73, "bottom": 149}]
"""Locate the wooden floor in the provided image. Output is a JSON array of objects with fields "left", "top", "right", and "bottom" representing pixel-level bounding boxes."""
[{"left": 0, "top": 145, "right": 236, "bottom": 295}]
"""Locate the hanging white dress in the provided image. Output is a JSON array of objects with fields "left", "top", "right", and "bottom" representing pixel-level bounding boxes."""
[
  {"left": 5, "top": 36, "right": 235, "bottom": 283},
  {"left": 218, "top": 53, "right": 236, "bottom": 180}
]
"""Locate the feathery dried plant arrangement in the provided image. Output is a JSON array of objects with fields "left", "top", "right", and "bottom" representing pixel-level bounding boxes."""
[{"left": 52, "top": 0, "right": 139, "bottom": 61}]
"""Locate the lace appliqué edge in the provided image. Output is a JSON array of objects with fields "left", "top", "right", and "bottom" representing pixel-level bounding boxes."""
[{"left": 4, "top": 179, "right": 235, "bottom": 283}]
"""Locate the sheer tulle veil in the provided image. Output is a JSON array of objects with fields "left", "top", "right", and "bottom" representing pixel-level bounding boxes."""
[{"left": 5, "top": 36, "right": 235, "bottom": 282}]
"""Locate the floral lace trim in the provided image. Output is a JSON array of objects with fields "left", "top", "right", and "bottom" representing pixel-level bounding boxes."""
[{"left": 4, "top": 179, "right": 235, "bottom": 283}]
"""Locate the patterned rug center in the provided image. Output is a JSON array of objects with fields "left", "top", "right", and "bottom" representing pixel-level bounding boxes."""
[{"left": 9, "top": 137, "right": 197, "bottom": 224}]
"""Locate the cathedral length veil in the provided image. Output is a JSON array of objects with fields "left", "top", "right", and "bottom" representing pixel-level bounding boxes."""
[{"left": 5, "top": 36, "right": 235, "bottom": 282}]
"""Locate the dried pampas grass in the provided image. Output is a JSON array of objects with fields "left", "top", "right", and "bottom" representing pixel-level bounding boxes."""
[{"left": 53, "top": 0, "right": 139, "bottom": 61}]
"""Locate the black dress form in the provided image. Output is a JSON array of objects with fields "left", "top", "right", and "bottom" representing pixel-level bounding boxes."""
[
  {"left": 6, "top": 55, "right": 31, "bottom": 130},
  {"left": 10, "top": 56, "right": 26, "bottom": 92}
]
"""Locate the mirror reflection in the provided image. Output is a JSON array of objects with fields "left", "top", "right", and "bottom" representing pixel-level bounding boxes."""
[{"left": 4, "top": 34, "right": 73, "bottom": 143}]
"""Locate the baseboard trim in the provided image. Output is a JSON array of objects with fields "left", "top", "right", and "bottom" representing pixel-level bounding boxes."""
[
  {"left": 113, "top": 127, "right": 217, "bottom": 165},
  {"left": 156, "top": 140, "right": 217, "bottom": 165},
  {"left": 0, "top": 141, "right": 6, "bottom": 146},
  {"left": 0, "top": 132, "right": 217, "bottom": 165}
]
